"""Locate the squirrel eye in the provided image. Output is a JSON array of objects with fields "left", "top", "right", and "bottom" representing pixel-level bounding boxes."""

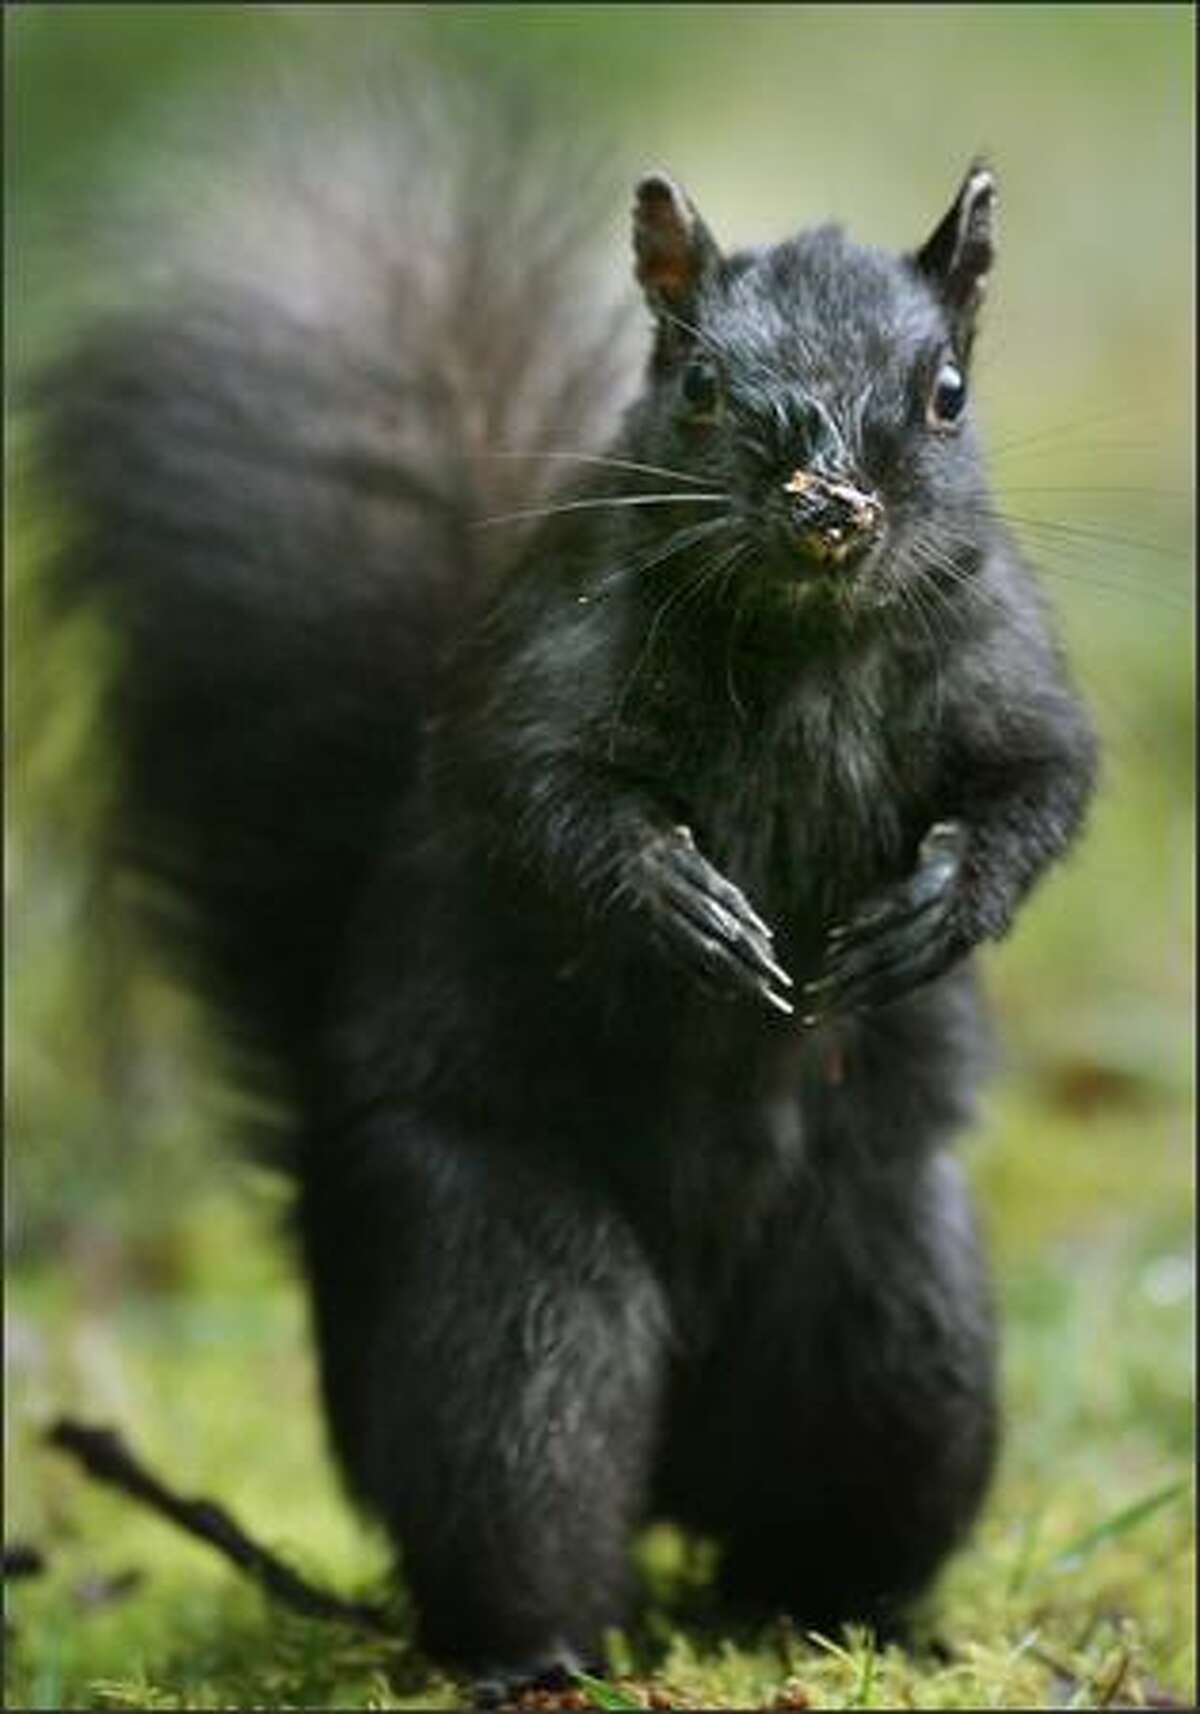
[
  {"left": 927, "top": 359, "right": 967, "bottom": 428},
  {"left": 681, "top": 358, "right": 721, "bottom": 418}
]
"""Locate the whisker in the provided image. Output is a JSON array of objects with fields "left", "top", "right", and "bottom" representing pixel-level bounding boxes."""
[
  {"left": 719, "top": 542, "right": 756, "bottom": 727},
  {"left": 473, "top": 492, "right": 730, "bottom": 528},
  {"left": 892, "top": 568, "right": 946, "bottom": 726},
  {"left": 606, "top": 531, "right": 737, "bottom": 760},
  {"left": 902, "top": 527, "right": 1013, "bottom": 627},
  {"left": 977, "top": 507, "right": 1185, "bottom": 563},
  {"left": 985, "top": 406, "right": 1165, "bottom": 463},
  {"left": 593, "top": 515, "right": 730, "bottom": 596},
  {"left": 484, "top": 449, "right": 716, "bottom": 488},
  {"left": 908, "top": 559, "right": 956, "bottom": 642},
  {"left": 995, "top": 484, "right": 1192, "bottom": 501},
  {"left": 1023, "top": 561, "right": 1190, "bottom": 613},
  {"left": 919, "top": 518, "right": 1190, "bottom": 614}
]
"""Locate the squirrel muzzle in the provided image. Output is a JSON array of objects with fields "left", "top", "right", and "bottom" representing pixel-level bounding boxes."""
[{"left": 782, "top": 468, "right": 883, "bottom": 567}]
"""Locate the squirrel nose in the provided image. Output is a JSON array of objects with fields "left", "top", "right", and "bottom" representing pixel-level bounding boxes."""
[{"left": 782, "top": 469, "right": 883, "bottom": 565}]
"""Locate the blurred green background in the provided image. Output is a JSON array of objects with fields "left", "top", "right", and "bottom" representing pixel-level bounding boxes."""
[{"left": 5, "top": 6, "right": 1194, "bottom": 1708}]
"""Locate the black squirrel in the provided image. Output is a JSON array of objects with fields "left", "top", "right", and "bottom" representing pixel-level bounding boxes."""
[{"left": 32, "top": 62, "right": 1097, "bottom": 1690}]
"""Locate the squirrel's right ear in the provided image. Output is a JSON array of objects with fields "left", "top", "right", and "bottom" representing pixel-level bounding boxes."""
[
  {"left": 633, "top": 174, "right": 722, "bottom": 329},
  {"left": 911, "top": 162, "right": 997, "bottom": 357}
]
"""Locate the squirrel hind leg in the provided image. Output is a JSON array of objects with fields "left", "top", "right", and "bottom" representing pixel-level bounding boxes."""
[
  {"left": 655, "top": 1149, "right": 997, "bottom": 1636},
  {"left": 297, "top": 1119, "right": 670, "bottom": 1675}
]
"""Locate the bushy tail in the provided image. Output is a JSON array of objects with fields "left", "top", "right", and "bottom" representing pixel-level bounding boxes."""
[{"left": 30, "top": 52, "right": 637, "bottom": 1098}]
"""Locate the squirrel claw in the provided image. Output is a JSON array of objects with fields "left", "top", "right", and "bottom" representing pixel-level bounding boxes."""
[
  {"left": 633, "top": 826, "right": 792, "bottom": 1017},
  {"left": 809, "top": 821, "right": 969, "bottom": 1016}
]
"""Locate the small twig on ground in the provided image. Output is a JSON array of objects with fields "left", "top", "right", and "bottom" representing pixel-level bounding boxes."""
[
  {"left": 1028, "top": 1643, "right": 1188, "bottom": 1712},
  {"left": 44, "top": 1417, "right": 392, "bottom": 1634}
]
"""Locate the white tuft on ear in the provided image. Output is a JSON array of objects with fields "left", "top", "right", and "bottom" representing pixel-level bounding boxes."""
[{"left": 911, "top": 160, "right": 998, "bottom": 349}]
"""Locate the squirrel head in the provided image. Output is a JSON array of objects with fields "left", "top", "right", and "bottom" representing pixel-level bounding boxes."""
[{"left": 627, "top": 164, "right": 998, "bottom": 613}]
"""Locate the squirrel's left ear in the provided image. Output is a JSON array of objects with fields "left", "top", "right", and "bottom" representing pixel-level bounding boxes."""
[
  {"left": 633, "top": 173, "right": 723, "bottom": 326},
  {"left": 911, "top": 162, "right": 997, "bottom": 355}
]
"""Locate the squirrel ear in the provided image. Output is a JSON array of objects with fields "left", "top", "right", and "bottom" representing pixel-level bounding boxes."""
[
  {"left": 912, "top": 162, "right": 997, "bottom": 350},
  {"left": 633, "top": 173, "right": 722, "bottom": 320}
]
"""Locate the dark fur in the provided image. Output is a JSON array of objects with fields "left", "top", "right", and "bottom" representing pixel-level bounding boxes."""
[{"left": 33, "top": 65, "right": 1096, "bottom": 1682}]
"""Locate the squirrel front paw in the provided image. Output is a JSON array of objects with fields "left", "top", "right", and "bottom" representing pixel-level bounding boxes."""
[
  {"left": 627, "top": 825, "right": 794, "bottom": 1016},
  {"left": 802, "top": 821, "right": 968, "bottom": 1023}
]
